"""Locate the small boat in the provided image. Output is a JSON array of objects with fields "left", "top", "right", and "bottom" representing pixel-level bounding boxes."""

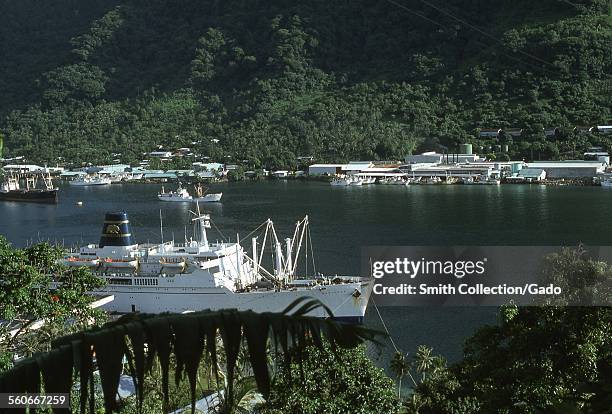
[
  {"left": 62, "top": 256, "right": 101, "bottom": 268},
  {"left": 601, "top": 178, "right": 612, "bottom": 188},
  {"left": 417, "top": 177, "right": 442, "bottom": 185},
  {"left": 463, "top": 176, "right": 500, "bottom": 185},
  {"left": 159, "top": 258, "right": 187, "bottom": 273},
  {"left": 349, "top": 178, "right": 364, "bottom": 186},
  {"left": 158, "top": 185, "right": 192, "bottom": 202},
  {"left": 193, "top": 184, "right": 222, "bottom": 203},
  {"left": 330, "top": 177, "right": 353, "bottom": 186},
  {"left": 70, "top": 176, "right": 112, "bottom": 186},
  {"left": 102, "top": 258, "right": 139, "bottom": 271},
  {"left": 158, "top": 184, "right": 222, "bottom": 202}
]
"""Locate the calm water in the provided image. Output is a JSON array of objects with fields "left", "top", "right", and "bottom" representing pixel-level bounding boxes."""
[{"left": 1, "top": 181, "right": 611, "bottom": 365}]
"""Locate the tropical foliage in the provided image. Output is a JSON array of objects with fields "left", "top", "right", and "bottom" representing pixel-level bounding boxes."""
[
  {"left": 403, "top": 247, "right": 612, "bottom": 413},
  {"left": 261, "top": 343, "right": 399, "bottom": 414},
  {"left": 0, "top": 298, "right": 382, "bottom": 413},
  {"left": 0, "top": 0, "right": 609, "bottom": 167},
  {"left": 0, "top": 236, "right": 106, "bottom": 372}
]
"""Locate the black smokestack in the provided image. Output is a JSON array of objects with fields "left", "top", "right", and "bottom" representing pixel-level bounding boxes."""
[{"left": 99, "top": 212, "right": 135, "bottom": 247}]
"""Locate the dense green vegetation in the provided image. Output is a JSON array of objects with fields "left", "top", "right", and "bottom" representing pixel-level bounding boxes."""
[
  {"left": 0, "top": 0, "right": 609, "bottom": 168},
  {"left": 401, "top": 247, "right": 612, "bottom": 413},
  {"left": 261, "top": 343, "right": 399, "bottom": 414},
  {"left": 0, "top": 236, "right": 105, "bottom": 371}
]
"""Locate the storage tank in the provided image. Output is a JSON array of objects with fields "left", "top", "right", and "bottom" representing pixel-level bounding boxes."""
[{"left": 459, "top": 143, "right": 473, "bottom": 155}]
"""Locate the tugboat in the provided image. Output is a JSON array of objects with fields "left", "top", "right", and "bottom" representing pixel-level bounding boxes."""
[
  {"left": 0, "top": 173, "right": 58, "bottom": 203},
  {"left": 59, "top": 209, "right": 372, "bottom": 322}
]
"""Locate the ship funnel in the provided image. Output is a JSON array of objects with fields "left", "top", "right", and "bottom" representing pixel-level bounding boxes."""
[{"left": 99, "top": 212, "right": 135, "bottom": 247}]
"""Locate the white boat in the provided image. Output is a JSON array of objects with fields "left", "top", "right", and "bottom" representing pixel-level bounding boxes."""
[
  {"left": 70, "top": 176, "right": 112, "bottom": 186},
  {"left": 158, "top": 184, "right": 222, "bottom": 202},
  {"left": 61, "top": 257, "right": 101, "bottom": 268},
  {"left": 330, "top": 176, "right": 350, "bottom": 186},
  {"left": 601, "top": 179, "right": 612, "bottom": 187},
  {"left": 474, "top": 178, "right": 501, "bottom": 185},
  {"left": 158, "top": 185, "right": 192, "bottom": 201},
  {"left": 193, "top": 184, "right": 222, "bottom": 202},
  {"left": 349, "top": 177, "right": 364, "bottom": 186},
  {"left": 59, "top": 210, "right": 372, "bottom": 322},
  {"left": 417, "top": 177, "right": 442, "bottom": 185},
  {"left": 359, "top": 177, "right": 376, "bottom": 185}
]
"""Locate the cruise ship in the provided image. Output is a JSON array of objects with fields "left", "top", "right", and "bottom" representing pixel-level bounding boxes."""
[{"left": 61, "top": 209, "right": 372, "bottom": 323}]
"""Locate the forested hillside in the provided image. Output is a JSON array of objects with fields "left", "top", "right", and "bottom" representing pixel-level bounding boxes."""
[{"left": 0, "top": 0, "right": 610, "bottom": 168}]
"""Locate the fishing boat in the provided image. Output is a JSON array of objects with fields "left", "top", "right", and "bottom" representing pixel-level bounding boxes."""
[
  {"left": 157, "top": 185, "right": 192, "bottom": 202},
  {"left": 59, "top": 209, "right": 372, "bottom": 322},
  {"left": 349, "top": 177, "right": 364, "bottom": 186},
  {"left": 70, "top": 175, "right": 112, "bottom": 186},
  {"left": 193, "top": 183, "right": 222, "bottom": 202},
  {"left": 158, "top": 184, "right": 222, "bottom": 202},
  {"left": 0, "top": 173, "right": 58, "bottom": 203},
  {"left": 329, "top": 177, "right": 353, "bottom": 187}
]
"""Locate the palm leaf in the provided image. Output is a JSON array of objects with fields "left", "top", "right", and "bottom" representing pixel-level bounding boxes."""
[{"left": 0, "top": 298, "right": 383, "bottom": 413}]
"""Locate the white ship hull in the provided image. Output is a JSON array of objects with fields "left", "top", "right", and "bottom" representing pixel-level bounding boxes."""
[
  {"left": 65, "top": 211, "right": 371, "bottom": 323},
  {"left": 158, "top": 194, "right": 192, "bottom": 202},
  {"left": 95, "top": 279, "right": 371, "bottom": 322},
  {"left": 193, "top": 193, "right": 222, "bottom": 202}
]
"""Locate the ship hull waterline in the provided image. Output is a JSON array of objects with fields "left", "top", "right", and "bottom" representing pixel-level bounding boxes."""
[
  {"left": 0, "top": 190, "right": 58, "bottom": 203},
  {"left": 93, "top": 279, "right": 373, "bottom": 323}
]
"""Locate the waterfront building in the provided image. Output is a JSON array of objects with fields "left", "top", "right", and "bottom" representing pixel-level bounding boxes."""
[
  {"left": 342, "top": 161, "right": 374, "bottom": 174},
  {"left": 404, "top": 152, "right": 484, "bottom": 164},
  {"left": 526, "top": 161, "right": 605, "bottom": 178},
  {"left": 517, "top": 168, "right": 547, "bottom": 182},
  {"left": 2, "top": 164, "right": 45, "bottom": 173},
  {"left": 308, "top": 164, "right": 345, "bottom": 175}
]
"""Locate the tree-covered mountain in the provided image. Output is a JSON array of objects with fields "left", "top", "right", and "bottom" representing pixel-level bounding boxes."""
[{"left": 0, "top": 0, "right": 610, "bottom": 168}]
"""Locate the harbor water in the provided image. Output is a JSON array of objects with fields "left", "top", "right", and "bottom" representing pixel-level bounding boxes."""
[{"left": 1, "top": 180, "right": 611, "bottom": 366}]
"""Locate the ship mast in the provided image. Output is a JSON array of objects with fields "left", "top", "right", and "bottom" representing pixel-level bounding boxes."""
[
  {"left": 189, "top": 202, "right": 210, "bottom": 250},
  {"left": 245, "top": 215, "right": 316, "bottom": 283}
]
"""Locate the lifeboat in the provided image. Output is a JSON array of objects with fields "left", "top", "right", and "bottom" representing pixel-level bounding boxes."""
[
  {"left": 159, "top": 258, "right": 187, "bottom": 274},
  {"left": 102, "top": 258, "right": 139, "bottom": 271},
  {"left": 61, "top": 256, "right": 101, "bottom": 268}
]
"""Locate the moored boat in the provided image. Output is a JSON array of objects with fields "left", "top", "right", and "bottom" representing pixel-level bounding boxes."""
[
  {"left": 158, "top": 185, "right": 192, "bottom": 201},
  {"left": 70, "top": 175, "right": 112, "bottom": 186},
  {"left": 0, "top": 174, "right": 58, "bottom": 203},
  {"left": 58, "top": 210, "right": 372, "bottom": 322}
]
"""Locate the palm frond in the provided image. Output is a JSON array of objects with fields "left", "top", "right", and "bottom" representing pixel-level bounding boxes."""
[{"left": 0, "top": 299, "right": 383, "bottom": 413}]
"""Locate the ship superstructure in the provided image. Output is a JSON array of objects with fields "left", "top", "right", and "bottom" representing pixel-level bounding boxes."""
[
  {"left": 0, "top": 173, "right": 58, "bottom": 203},
  {"left": 62, "top": 207, "right": 372, "bottom": 322}
]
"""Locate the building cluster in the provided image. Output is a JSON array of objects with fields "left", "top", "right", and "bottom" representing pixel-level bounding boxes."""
[
  {"left": 308, "top": 145, "right": 610, "bottom": 184},
  {"left": 1, "top": 162, "right": 228, "bottom": 183}
]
